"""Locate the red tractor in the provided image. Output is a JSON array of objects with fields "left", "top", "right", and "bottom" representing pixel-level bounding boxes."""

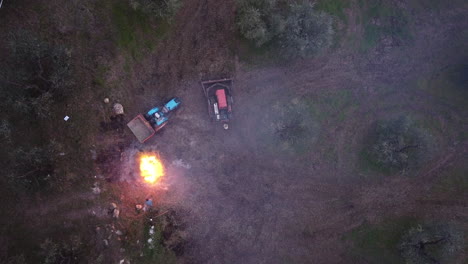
[{"left": 201, "top": 78, "right": 233, "bottom": 129}]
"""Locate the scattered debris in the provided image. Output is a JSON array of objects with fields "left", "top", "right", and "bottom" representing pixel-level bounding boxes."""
[
  {"left": 172, "top": 159, "right": 192, "bottom": 169},
  {"left": 113, "top": 208, "right": 120, "bottom": 219},
  {"left": 109, "top": 203, "right": 120, "bottom": 218},
  {"left": 115, "top": 230, "right": 123, "bottom": 236},
  {"left": 135, "top": 204, "right": 143, "bottom": 211},
  {"left": 64, "top": 115, "right": 70, "bottom": 121},
  {"left": 90, "top": 149, "right": 97, "bottom": 160},
  {"left": 92, "top": 182, "right": 101, "bottom": 194},
  {"left": 113, "top": 103, "right": 124, "bottom": 115},
  {"left": 104, "top": 98, "right": 110, "bottom": 104}
]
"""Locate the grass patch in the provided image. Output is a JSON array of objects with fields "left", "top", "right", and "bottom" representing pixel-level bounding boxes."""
[
  {"left": 315, "top": 0, "right": 350, "bottom": 22},
  {"left": 111, "top": 1, "right": 170, "bottom": 60},
  {"left": 358, "top": 0, "right": 411, "bottom": 52},
  {"left": 344, "top": 217, "right": 418, "bottom": 263},
  {"left": 253, "top": 96, "right": 321, "bottom": 155},
  {"left": 416, "top": 64, "right": 468, "bottom": 109},
  {"left": 306, "top": 89, "right": 356, "bottom": 122},
  {"left": 237, "top": 37, "right": 284, "bottom": 67},
  {"left": 120, "top": 210, "right": 178, "bottom": 264},
  {"left": 433, "top": 166, "right": 468, "bottom": 196}
]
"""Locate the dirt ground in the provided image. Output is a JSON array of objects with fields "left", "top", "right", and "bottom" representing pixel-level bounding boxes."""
[
  {"left": 114, "top": 1, "right": 467, "bottom": 263},
  {"left": 1, "top": 0, "right": 467, "bottom": 263}
]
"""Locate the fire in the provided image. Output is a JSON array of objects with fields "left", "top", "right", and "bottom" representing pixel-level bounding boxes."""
[{"left": 139, "top": 154, "right": 164, "bottom": 184}]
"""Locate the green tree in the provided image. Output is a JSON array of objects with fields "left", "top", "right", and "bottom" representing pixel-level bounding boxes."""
[
  {"left": 0, "top": 31, "right": 72, "bottom": 118},
  {"left": 278, "top": 2, "right": 334, "bottom": 58},
  {"left": 236, "top": 0, "right": 334, "bottom": 58},
  {"left": 365, "top": 117, "right": 425, "bottom": 172},
  {"left": 236, "top": 0, "right": 281, "bottom": 46},
  {"left": 399, "top": 223, "right": 464, "bottom": 264}
]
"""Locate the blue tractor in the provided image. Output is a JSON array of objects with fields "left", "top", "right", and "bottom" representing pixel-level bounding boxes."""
[
  {"left": 127, "top": 97, "right": 181, "bottom": 143},
  {"left": 145, "top": 97, "right": 181, "bottom": 131}
]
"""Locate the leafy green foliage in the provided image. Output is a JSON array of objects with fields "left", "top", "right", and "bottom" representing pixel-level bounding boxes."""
[
  {"left": 364, "top": 117, "right": 425, "bottom": 173},
  {"left": 236, "top": 0, "right": 280, "bottom": 47},
  {"left": 315, "top": 0, "right": 350, "bottom": 21},
  {"left": 0, "top": 31, "right": 72, "bottom": 118},
  {"left": 345, "top": 218, "right": 417, "bottom": 263},
  {"left": 279, "top": 2, "right": 334, "bottom": 58},
  {"left": 6, "top": 140, "right": 64, "bottom": 190},
  {"left": 236, "top": 0, "right": 334, "bottom": 58},
  {"left": 39, "top": 236, "right": 83, "bottom": 264},
  {"left": 346, "top": 219, "right": 464, "bottom": 264},
  {"left": 256, "top": 97, "right": 320, "bottom": 154},
  {"left": 399, "top": 223, "right": 464, "bottom": 264},
  {"left": 359, "top": 0, "right": 411, "bottom": 51}
]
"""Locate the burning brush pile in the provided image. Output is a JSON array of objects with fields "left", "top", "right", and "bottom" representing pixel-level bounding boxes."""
[{"left": 139, "top": 154, "right": 165, "bottom": 184}]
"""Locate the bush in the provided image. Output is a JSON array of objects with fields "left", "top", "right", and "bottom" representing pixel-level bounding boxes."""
[
  {"left": 236, "top": 0, "right": 334, "bottom": 58},
  {"left": 6, "top": 141, "right": 63, "bottom": 190},
  {"left": 364, "top": 117, "right": 425, "bottom": 173},
  {"left": 0, "top": 119, "right": 12, "bottom": 143},
  {"left": 40, "top": 236, "right": 83, "bottom": 264},
  {"left": 130, "top": 0, "right": 183, "bottom": 20},
  {"left": 0, "top": 31, "right": 72, "bottom": 118},
  {"left": 399, "top": 223, "right": 464, "bottom": 263},
  {"left": 236, "top": 0, "right": 280, "bottom": 46},
  {"left": 279, "top": 2, "right": 333, "bottom": 58}
]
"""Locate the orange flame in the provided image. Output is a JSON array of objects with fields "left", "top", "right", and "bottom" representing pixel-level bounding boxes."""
[{"left": 139, "top": 154, "right": 164, "bottom": 184}]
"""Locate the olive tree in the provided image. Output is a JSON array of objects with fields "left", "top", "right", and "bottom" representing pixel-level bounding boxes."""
[
  {"left": 236, "top": 0, "right": 334, "bottom": 58},
  {"left": 236, "top": 0, "right": 281, "bottom": 46},
  {"left": 6, "top": 140, "right": 64, "bottom": 190},
  {"left": 364, "top": 117, "right": 425, "bottom": 172},
  {"left": 278, "top": 2, "right": 333, "bottom": 58},
  {"left": 40, "top": 236, "right": 83, "bottom": 264},
  {"left": 399, "top": 223, "right": 464, "bottom": 264},
  {"left": 0, "top": 31, "right": 72, "bottom": 118}
]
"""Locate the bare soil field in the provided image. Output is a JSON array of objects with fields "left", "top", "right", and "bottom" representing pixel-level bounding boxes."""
[{"left": 0, "top": 0, "right": 467, "bottom": 263}]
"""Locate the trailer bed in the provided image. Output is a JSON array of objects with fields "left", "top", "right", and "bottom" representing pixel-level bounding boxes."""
[{"left": 127, "top": 114, "right": 155, "bottom": 143}]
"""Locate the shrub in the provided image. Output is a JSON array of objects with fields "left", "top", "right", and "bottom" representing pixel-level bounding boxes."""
[
  {"left": 0, "top": 119, "right": 12, "bottom": 143},
  {"left": 236, "top": 0, "right": 334, "bottom": 58},
  {"left": 130, "top": 0, "right": 183, "bottom": 20},
  {"left": 0, "top": 31, "right": 72, "bottom": 118},
  {"left": 40, "top": 236, "right": 83, "bottom": 264},
  {"left": 6, "top": 142, "right": 62, "bottom": 190},
  {"left": 236, "top": 0, "right": 280, "bottom": 46},
  {"left": 7, "top": 31, "right": 73, "bottom": 96},
  {"left": 278, "top": 2, "right": 334, "bottom": 58},
  {"left": 399, "top": 223, "right": 464, "bottom": 263},
  {"left": 364, "top": 116, "right": 425, "bottom": 173}
]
